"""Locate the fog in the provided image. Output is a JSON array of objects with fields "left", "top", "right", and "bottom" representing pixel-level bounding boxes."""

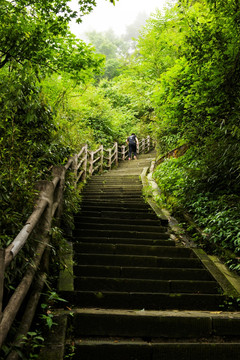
[{"left": 70, "top": 0, "right": 173, "bottom": 38}]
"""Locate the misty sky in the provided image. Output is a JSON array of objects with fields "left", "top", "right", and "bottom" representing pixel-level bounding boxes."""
[{"left": 70, "top": 0, "right": 172, "bottom": 38}]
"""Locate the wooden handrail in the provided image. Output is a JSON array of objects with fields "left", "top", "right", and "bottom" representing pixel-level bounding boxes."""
[{"left": 0, "top": 136, "right": 153, "bottom": 351}]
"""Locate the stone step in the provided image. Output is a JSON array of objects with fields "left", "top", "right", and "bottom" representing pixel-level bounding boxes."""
[
  {"left": 74, "top": 253, "right": 203, "bottom": 268},
  {"left": 70, "top": 309, "right": 240, "bottom": 338},
  {"left": 87, "top": 181, "right": 141, "bottom": 187},
  {"left": 87, "top": 178, "right": 141, "bottom": 184},
  {"left": 81, "top": 200, "right": 150, "bottom": 208},
  {"left": 79, "top": 210, "right": 160, "bottom": 220},
  {"left": 83, "top": 189, "right": 143, "bottom": 194},
  {"left": 74, "top": 277, "right": 220, "bottom": 294},
  {"left": 80, "top": 203, "right": 152, "bottom": 212},
  {"left": 73, "top": 244, "right": 194, "bottom": 258},
  {"left": 74, "top": 216, "right": 164, "bottom": 227},
  {"left": 61, "top": 290, "right": 225, "bottom": 310},
  {"left": 73, "top": 265, "right": 214, "bottom": 281},
  {"left": 82, "top": 194, "right": 143, "bottom": 200},
  {"left": 75, "top": 222, "right": 167, "bottom": 233},
  {"left": 91, "top": 173, "right": 140, "bottom": 179},
  {"left": 73, "top": 229, "right": 170, "bottom": 240},
  {"left": 70, "top": 340, "right": 240, "bottom": 360},
  {"left": 85, "top": 184, "right": 143, "bottom": 190},
  {"left": 74, "top": 237, "right": 175, "bottom": 247}
]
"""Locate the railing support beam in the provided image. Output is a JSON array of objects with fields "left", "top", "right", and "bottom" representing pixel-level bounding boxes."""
[{"left": 0, "top": 249, "right": 4, "bottom": 323}]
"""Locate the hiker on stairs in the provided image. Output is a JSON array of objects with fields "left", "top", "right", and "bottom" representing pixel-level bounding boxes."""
[{"left": 126, "top": 133, "right": 139, "bottom": 160}]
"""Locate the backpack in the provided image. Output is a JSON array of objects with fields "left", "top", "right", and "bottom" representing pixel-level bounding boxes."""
[{"left": 128, "top": 135, "right": 136, "bottom": 145}]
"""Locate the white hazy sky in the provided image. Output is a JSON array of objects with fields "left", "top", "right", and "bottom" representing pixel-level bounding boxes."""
[{"left": 70, "top": 0, "right": 172, "bottom": 38}]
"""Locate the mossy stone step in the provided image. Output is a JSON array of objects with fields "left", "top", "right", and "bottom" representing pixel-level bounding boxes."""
[
  {"left": 81, "top": 200, "right": 151, "bottom": 208},
  {"left": 82, "top": 194, "right": 143, "bottom": 199},
  {"left": 73, "top": 265, "right": 214, "bottom": 281},
  {"left": 84, "top": 188, "right": 143, "bottom": 193},
  {"left": 74, "top": 229, "right": 170, "bottom": 240},
  {"left": 75, "top": 222, "right": 167, "bottom": 233},
  {"left": 70, "top": 309, "right": 240, "bottom": 338},
  {"left": 61, "top": 290, "right": 225, "bottom": 311},
  {"left": 74, "top": 216, "right": 164, "bottom": 227},
  {"left": 74, "top": 277, "right": 220, "bottom": 294},
  {"left": 86, "top": 183, "right": 142, "bottom": 191},
  {"left": 80, "top": 204, "right": 153, "bottom": 212},
  {"left": 71, "top": 341, "right": 240, "bottom": 360},
  {"left": 73, "top": 243, "right": 194, "bottom": 258},
  {"left": 74, "top": 253, "right": 203, "bottom": 268},
  {"left": 86, "top": 179, "right": 141, "bottom": 185},
  {"left": 79, "top": 210, "right": 161, "bottom": 220},
  {"left": 74, "top": 237, "right": 175, "bottom": 247},
  {"left": 81, "top": 200, "right": 150, "bottom": 207}
]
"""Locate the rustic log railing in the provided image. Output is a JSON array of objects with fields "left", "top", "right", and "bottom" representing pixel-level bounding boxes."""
[{"left": 0, "top": 136, "right": 153, "bottom": 356}]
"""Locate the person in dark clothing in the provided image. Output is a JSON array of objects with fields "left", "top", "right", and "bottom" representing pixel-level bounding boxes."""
[{"left": 126, "top": 133, "right": 139, "bottom": 160}]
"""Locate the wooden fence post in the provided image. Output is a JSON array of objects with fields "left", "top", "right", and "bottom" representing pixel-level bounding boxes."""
[
  {"left": 100, "top": 145, "right": 104, "bottom": 172},
  {"left": 108, "top": 148, "right": 112, "bottom": 168},
  {"left": 89, "top": 151, "right": 94, "bottom": 176},
  {"left": 52, "top": 166, "right": 66, "bottom": 221},
  {"left": 115, "top": 142, "right": 118, "bottom": 166},
  {"left": 72, "top": 154, "right": 78, "bottom": 181},
  {"left": 142, "top": 138, "right": 145, "bottom": 153},
  {"left": 0, "top": 249, "right": 4, "bottom": 323},
  {"left": 83, "top": 145, "right": 88, "bottom": 180},
  {"left": 147, "top": 135, "right": 151, "bottom": 152},
  {"left": 121, "top": 145, "right": 125, "bottom": 161}
]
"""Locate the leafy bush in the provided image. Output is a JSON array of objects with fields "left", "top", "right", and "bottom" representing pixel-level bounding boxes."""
[{"left": 154, "top": 146, "right": 240, "bottom": 271}]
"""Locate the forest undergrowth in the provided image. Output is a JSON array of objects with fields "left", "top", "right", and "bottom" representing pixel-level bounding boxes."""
[
  {"left": 2, "top": 0, "right": 240, "bottom": 356},
  {"left": 1, "top": 0, "right": 240, "bottom": 301}
]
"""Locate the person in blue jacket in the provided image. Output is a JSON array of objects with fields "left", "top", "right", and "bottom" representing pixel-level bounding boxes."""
[{"left": 126, "top": 133, "right": 139, "bottom": 160}]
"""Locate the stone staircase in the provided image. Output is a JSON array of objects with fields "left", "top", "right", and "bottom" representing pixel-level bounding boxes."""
[{"left": 50, "top": 152, "right": 240, "bottom": 359}]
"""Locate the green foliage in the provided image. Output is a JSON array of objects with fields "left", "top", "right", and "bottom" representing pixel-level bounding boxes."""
[
  {"left": 40, "top": 291, "right": 67, "bottom": 329},
  {"left": 0, "top": 0, "right": 104, "bottom": 79},
  {"left": 1, "top": 331, "right": 44, "bottom": 360},
  {"left": 154, "top": 147, "right": 240, "bottom": 269},
  {"left": 131, "top": 0, "right": 240, "bottom": 269},
  {"left": 86, "top": 30, "right": 127, "bottom": 80}
]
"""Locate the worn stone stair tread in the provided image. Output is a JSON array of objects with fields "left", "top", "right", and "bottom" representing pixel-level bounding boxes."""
[
  {"left": 75, "top": 253, "right": 203, "bottom": 268},
  {"left": 85, "top": 185, "right": 143, "bottom": 190},
  {"left": 85, "top": 182, "right": 142, "bottom": 187},
  {"left": 73, "top": 243, "right": 195, "bottom": 258},
  {"left": 80, "top": 202, "right": 153, "bottom": 209},
  {"left": 61, "top": 290, "right": 225, "bottom": 310},
  {"left": 73, "top": 265, "right": 214, "bottom": 280},
  {"left": 89, "top": 173, "right": 141, "bottom": 179},
  {"left": 81, "top": 204, "right": 153, "bottom": 212},
  {"left": 75, "top": 223, "right": 167, "bottom": 233},
  {"left": 74, "top": 237, "right": 175, "bottom": 246},
  {"left": 69, "top": 308, "right": 240, "bottom": 338},
  {"left": 74, "top": 229, "right": 170, "bottom": 240},
  {"left": 88, "top": 177, "right": 141, "bottom": 181},
  {"left": 72, "top": 340, "right": 240, "bottom": 360},
  {"left": 74, "top": 216, "right": 164, "bottom": 226},
  {"left": 82, "top": 198, "right": 149, "bottom": 204},
  {"left": 82, "top": 196, "right": 144, "bottom": 202},
  {"left": 74, "top": 276, "right": 220, "bottom": 294},
  {"left": 83, "top": 189, "right": 143, "bottom": 194},
  {"left": 79, "top": 210, "right": 161, "bottom": 220},
  {"left": 84, "top": 180, "right": 141, "bottom": 183}
]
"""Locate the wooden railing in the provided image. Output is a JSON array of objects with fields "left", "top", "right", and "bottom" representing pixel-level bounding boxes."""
[{"left": 0, "top": 136, "right": 153, "bottom": 356}]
